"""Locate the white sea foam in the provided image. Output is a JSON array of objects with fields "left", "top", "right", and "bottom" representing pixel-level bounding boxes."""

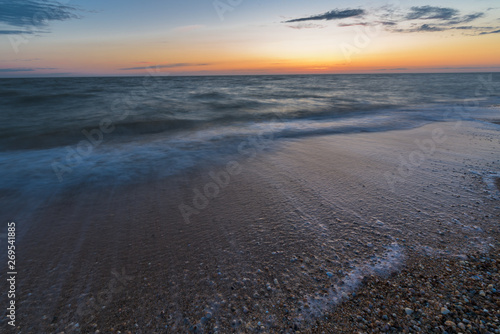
[
  {"left": 301, "top": 243, "right": 404, "bottom": 319},
  {"left": 483, "top": 172, "right": 500, "bottom": 199}
]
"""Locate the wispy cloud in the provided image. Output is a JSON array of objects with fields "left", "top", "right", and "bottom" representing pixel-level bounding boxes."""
[
  {"left": 0, "top": 67, "right": 57, "bottom": 72},
  {"left": 396, "top": 6, "right": 488, "bottom": 33},
  {"left": 0, "top": 0, "right": 81, "bottom": 34},
  {"left": 0, "top": 68, "right": 34, "bottom": 72},
  {"left": 0, "top": 29, "right": 36, "bottom": 35},
  {"left": 405, "top": 6, "right": 458, "bottom": 21},
  {"left": 119, "top": 63, "right": 211, "bottom": 71},
  {"left": 283, "top": 5, "right": 497, "bottom": 35},
  {"left": 284, "top": 9, "right": 365, "bottom": 23},
  {"left": 286, "top": 23, "right": 326, "bottom": 30},
  {"left": 479, "top": 29, "right": 500, "bottom": 35},
  {"left": 405, "top": 7, "right": 483, "bottom": 25},
  {"left": 448, "top": 13, "right": 484, "bottom": 24},
  {"left": 418, "top": 24, "right": 444, "bottom": 32},
  {"left": 338, "top": 22, "right": 370, "bottom": 27}
]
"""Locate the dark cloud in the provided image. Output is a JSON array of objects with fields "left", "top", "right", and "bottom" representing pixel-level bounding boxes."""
[
  {"left": 378, "top": 21, "right": 397, "bottom": 26},
  {"left": 0, "top": 67, "right": 58, "bottom": 72},
  {"left": 283, "top": 5, "right": 491, "bottom": 33},
  {"left": 120, "top": 63, "right": 211, "bottom": 71},
  {"left": 0, "top": 29, "right": 36, "bottom": 35},
  {"left": 338, "top": 22, "right": 370, "bottom": 27},
  {"left": 380, "top": 5, "right": 492, "bottom": 34},
  {"left": 406, "top": 6, "right": 459, "bottom": 20},
  {"left": 418, "top": 24, "right": 444, "bottom": 32},
  {"left": 480, "top": 29, "right": 500, "bottom": 35},
  {"left": 448, "top": 13, "right": 484, "bottom": 24},
  {"left": 284, "top": 9, "right": 365, "bottom": 23},
  {"left": 404, "top": 6, "right": 484, "bottom": 26},
  {"left": 454, "top": 26, "right": 475, "bottom": 30},
  {"left": 396, "top": 24, "right": 500, "bottom": 34},
  {"left": 0, "top": 0, "right": 80, "bottom": 34},
  {"left": 0, "top": 68, "right": 34, "bottom": 72}
]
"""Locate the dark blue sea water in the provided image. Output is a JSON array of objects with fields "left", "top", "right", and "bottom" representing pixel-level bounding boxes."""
[{"left": 1, "top": 73, "right": 499, "bottom": 198}]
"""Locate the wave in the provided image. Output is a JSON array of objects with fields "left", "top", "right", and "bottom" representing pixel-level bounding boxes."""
[
  {"left": 0, "top": 100, "right": 405, "bottom": 150},
  {"left": 11, "top": 92, "right": 97, "bottom": 105},
  {"left": 2, "top": 73, "right": 499, "bottom": 199},
  {"left": 0, "top": 89, "right": 22, "bottom": 98},
  {"left": 302, "top": 244, "right": 404, "bottom": 321},
  {"left": 190, "top": 91, "right": 228, "bottom": 99}
]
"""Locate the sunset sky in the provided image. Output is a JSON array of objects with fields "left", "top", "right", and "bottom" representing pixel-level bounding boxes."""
[{"left": 1, "top": 0, "right": 500, "bottom": 77}]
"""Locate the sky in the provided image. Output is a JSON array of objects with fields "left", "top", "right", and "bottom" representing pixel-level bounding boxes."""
[{"left": 0, "top": 0, "right": 499, "bottom": 77}]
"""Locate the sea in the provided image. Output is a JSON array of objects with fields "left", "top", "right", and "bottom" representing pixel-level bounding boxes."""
[
  {"left": 2, "top": 73, "right": 500, "bottom": 331},
  {"left": 1, "top": 73, "right": 499, "bottom": 200}
]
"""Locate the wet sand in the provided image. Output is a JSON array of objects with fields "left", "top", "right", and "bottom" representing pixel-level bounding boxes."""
[{"left": 1, "top": 120, "right": 499, "bottom": 333}]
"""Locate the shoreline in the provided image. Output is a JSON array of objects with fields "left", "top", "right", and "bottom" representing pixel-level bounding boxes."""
[
  {"left": 1, "top": 119, "right": 499, "bottom": 333},
  {"left": 315, "top": 241, "right": 500, "bottom": 333}
]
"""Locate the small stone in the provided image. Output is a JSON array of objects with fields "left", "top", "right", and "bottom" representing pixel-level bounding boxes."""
[
  {"left": 458, "top": 322, "right": 466, "bottom": 330},
  {"left": 405, "top": 308, "right": 413, "bottom": 315},
  {"left": 445, "top": 320, "right": 456, "bottom": 327},
  {"left": 479, "top": 290, "right": 486, "bottom": 297},
  {"left": 326, "top": 272, "right": 334, "bottom": 278},
  {"left": 441, "top": 307, "right": 450, "bottom": 315}
]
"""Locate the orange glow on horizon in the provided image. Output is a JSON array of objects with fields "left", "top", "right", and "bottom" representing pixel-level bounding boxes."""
[{"left": 11, "top": 30, "right": 499, "bottom": 76}]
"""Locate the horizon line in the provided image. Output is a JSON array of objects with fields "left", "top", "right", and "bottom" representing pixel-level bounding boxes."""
[{"left": 1, "top": 70, "right": 500, "bottom": 79}]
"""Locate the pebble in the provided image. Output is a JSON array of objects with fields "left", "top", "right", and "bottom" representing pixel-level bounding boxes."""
[
  {"left": 404, "top": 308, "right": 413, "bottom": 315},
  {"left": 441, "top": 307, "right": 450, "bottom": 315},
  {"left": 445, "top": 320, "right": 456, "bottom": 327}
]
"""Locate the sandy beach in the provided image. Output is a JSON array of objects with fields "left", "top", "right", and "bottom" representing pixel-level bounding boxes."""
[
  {"left": 1, "top": 118, "right": 499, "bottom": 333},
  {"left": 1, "top": 0, "right": 499, "bottom": 331}
]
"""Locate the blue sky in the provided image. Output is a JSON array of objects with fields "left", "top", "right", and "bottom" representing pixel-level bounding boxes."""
[{"left": 0, "top": 0, "right": 499, "bottom": 76}]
